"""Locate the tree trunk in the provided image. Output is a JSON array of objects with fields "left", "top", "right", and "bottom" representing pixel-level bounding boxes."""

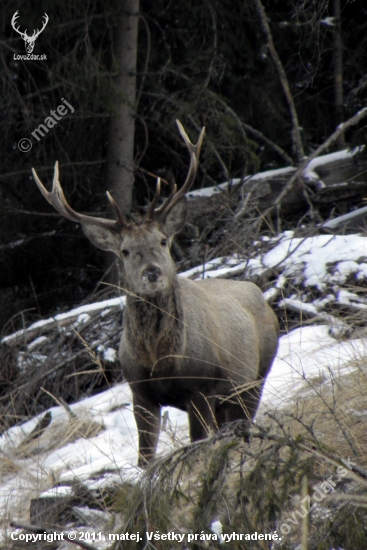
[
  {"left": 333, "top": 0, "right": 345, "bottom": 149},
  {"left": 106, "top": 0, "right": 140, "bottom": 216}
]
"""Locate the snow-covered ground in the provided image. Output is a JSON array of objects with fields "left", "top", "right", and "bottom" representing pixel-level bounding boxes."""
[{"left": 2, "top": 321, "right": 365, "bottom": 499}]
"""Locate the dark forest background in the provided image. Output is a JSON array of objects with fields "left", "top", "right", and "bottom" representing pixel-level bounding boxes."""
[{"left": 0, "top": 0, "right": 366, "bottom": 332}]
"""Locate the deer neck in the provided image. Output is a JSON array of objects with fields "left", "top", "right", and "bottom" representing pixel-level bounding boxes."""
[{"left": 124, "top": 277, "right": 183, "bottom": 365}]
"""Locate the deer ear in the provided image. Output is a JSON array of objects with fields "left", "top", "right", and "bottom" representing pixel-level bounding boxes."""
[
  {"left": 160, "top": 196, "right": 187, "bottom": 236},
  {"left": 81, "top": 222, "right": 121, "bottom": 255}
]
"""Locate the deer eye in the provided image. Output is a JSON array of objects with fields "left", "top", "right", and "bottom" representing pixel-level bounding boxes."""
[
  {"left": 161, "top": 238, "right": 167, "bottom": 246},
  {"left": 122, "top": 249, "right": 130, "bottom": 257}
]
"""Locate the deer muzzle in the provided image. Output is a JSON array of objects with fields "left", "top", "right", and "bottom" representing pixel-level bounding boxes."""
[{"left": 142, "top": 265, "right": 162, "bottom": 283}]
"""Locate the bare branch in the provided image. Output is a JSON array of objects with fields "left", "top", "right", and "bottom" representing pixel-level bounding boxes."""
[
  {"left": 253, "top": 0, "right": 304, "bottom": 162},
  {"left": 219, "top": 101, "right": 294, "bottom": 166},
  {"left": 259, "top": 107, "right": 367, "bottom": 220}
]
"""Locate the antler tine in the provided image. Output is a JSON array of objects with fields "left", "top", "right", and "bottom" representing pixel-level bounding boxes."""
[
  {"left": 33, "top": 13, "right": 49, "bottom": 39},
  {"left": 153, "top": 182, "right": 178, "bottom": 215},
  {"left": 32, "top": 161, "right": 126, "bottom": 232},
  {"left": 176, "top": 120, "right": 205, "bottom": 196},
  {"left": 11, "top": 11, "right": 18, "bottom": 27},
  {"left": 153, "top": 121, "right": 205, "bottom": 219},
  {"left": 106, "top": 191, "right": 129, "bottom": 227},
  {"left": 176, "top": 120, "right": 206, "bottom": 159},
  {"left": 50, "top": 161, "right": 81, "bottom": 222},
  {"left": 146, "top": 178, "right": 162, "bottom": 220},
  {"left": 11, "top": 11, "right": 25, "bottom": 37},
  {"left": 32, "top": 162, "right": 74, "bottom": 221}
]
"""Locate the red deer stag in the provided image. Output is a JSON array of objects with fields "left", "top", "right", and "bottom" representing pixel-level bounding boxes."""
[{"left": 32, "top": 121, "right": 279, "bottom": 466}]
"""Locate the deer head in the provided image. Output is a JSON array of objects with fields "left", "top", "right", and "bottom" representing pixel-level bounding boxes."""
[
  {"left": 32, "top": 121, "right": 205, "bottom": 297},
  {"left": 11, "top": 11, "right": 49, "bottom": 54}
]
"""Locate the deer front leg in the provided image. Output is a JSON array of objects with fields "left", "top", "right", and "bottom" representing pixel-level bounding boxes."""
[{"left": 133, "top": 392, "right": 161, "bottom": 466}]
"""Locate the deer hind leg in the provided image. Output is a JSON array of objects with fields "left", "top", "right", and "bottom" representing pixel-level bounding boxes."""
[
  {"left": 216, "top": 378, "right": 266, "bottom": 431},
  {"left": 133, "top": 392, "right": 161, "bottom": 466},
  {"left": 188, "top": 392, "right": 218, "bottom": 441}
]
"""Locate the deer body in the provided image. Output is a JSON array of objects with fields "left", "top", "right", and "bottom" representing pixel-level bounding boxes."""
[
  {"left": 32, "top": 121, "right": 279, "bottom": 466},
  {"left": 120, "top": 275, "right": 278, "bottom": 462}
]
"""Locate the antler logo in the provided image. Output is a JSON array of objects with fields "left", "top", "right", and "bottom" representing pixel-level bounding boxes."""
[{"left": 11, "top": 11, "right": 49, "bottom": 54}]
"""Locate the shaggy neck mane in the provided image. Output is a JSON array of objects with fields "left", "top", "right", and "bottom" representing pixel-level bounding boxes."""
[{"left": 124, "top": 277, "right": 183, "bottom": 364}]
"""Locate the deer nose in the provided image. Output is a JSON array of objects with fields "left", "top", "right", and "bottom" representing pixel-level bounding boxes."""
[{"left": 142, "top": 265, "right": 161, "bottom": 283}]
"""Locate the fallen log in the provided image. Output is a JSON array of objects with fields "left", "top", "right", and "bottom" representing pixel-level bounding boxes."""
[{"left": 186, "top": 149, "right": 367, "bottom": 230}]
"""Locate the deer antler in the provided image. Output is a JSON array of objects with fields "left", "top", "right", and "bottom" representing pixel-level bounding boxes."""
[
  {"left": 147, "top": 120, "right": 205, "bottom": 221},
  {"left": 11, "top": 11, "right": 49, "bottom": 41},
  {"left": 11, "top": 11, "right": 27, "bottom": 39},
  {"left": 32, "top": 13, "right": 49, "bottom": 40},
  {"left": 32, "top": 162, "right": 129, "bottom": 232}
]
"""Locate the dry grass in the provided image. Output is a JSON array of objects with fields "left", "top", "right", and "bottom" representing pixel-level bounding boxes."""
[
  {"left": 267, "top": 358, "right": 367, "bottom": 463},
  {"left": 110, "top": 344, "right": 367, "bottom": 550},
  {"left": 0, "top": 411, "right": 104, "bottom": 530},
  {"left": 12, "top": 414, "right": 103, "bottom": 459}
]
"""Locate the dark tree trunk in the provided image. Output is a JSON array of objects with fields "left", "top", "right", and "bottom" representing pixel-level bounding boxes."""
[
  {"left": 333, "top": 0, "right": 345, "bottom": 149},
  {"left": 106, "top": 0, "right": 140, "bottom": 216}
]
